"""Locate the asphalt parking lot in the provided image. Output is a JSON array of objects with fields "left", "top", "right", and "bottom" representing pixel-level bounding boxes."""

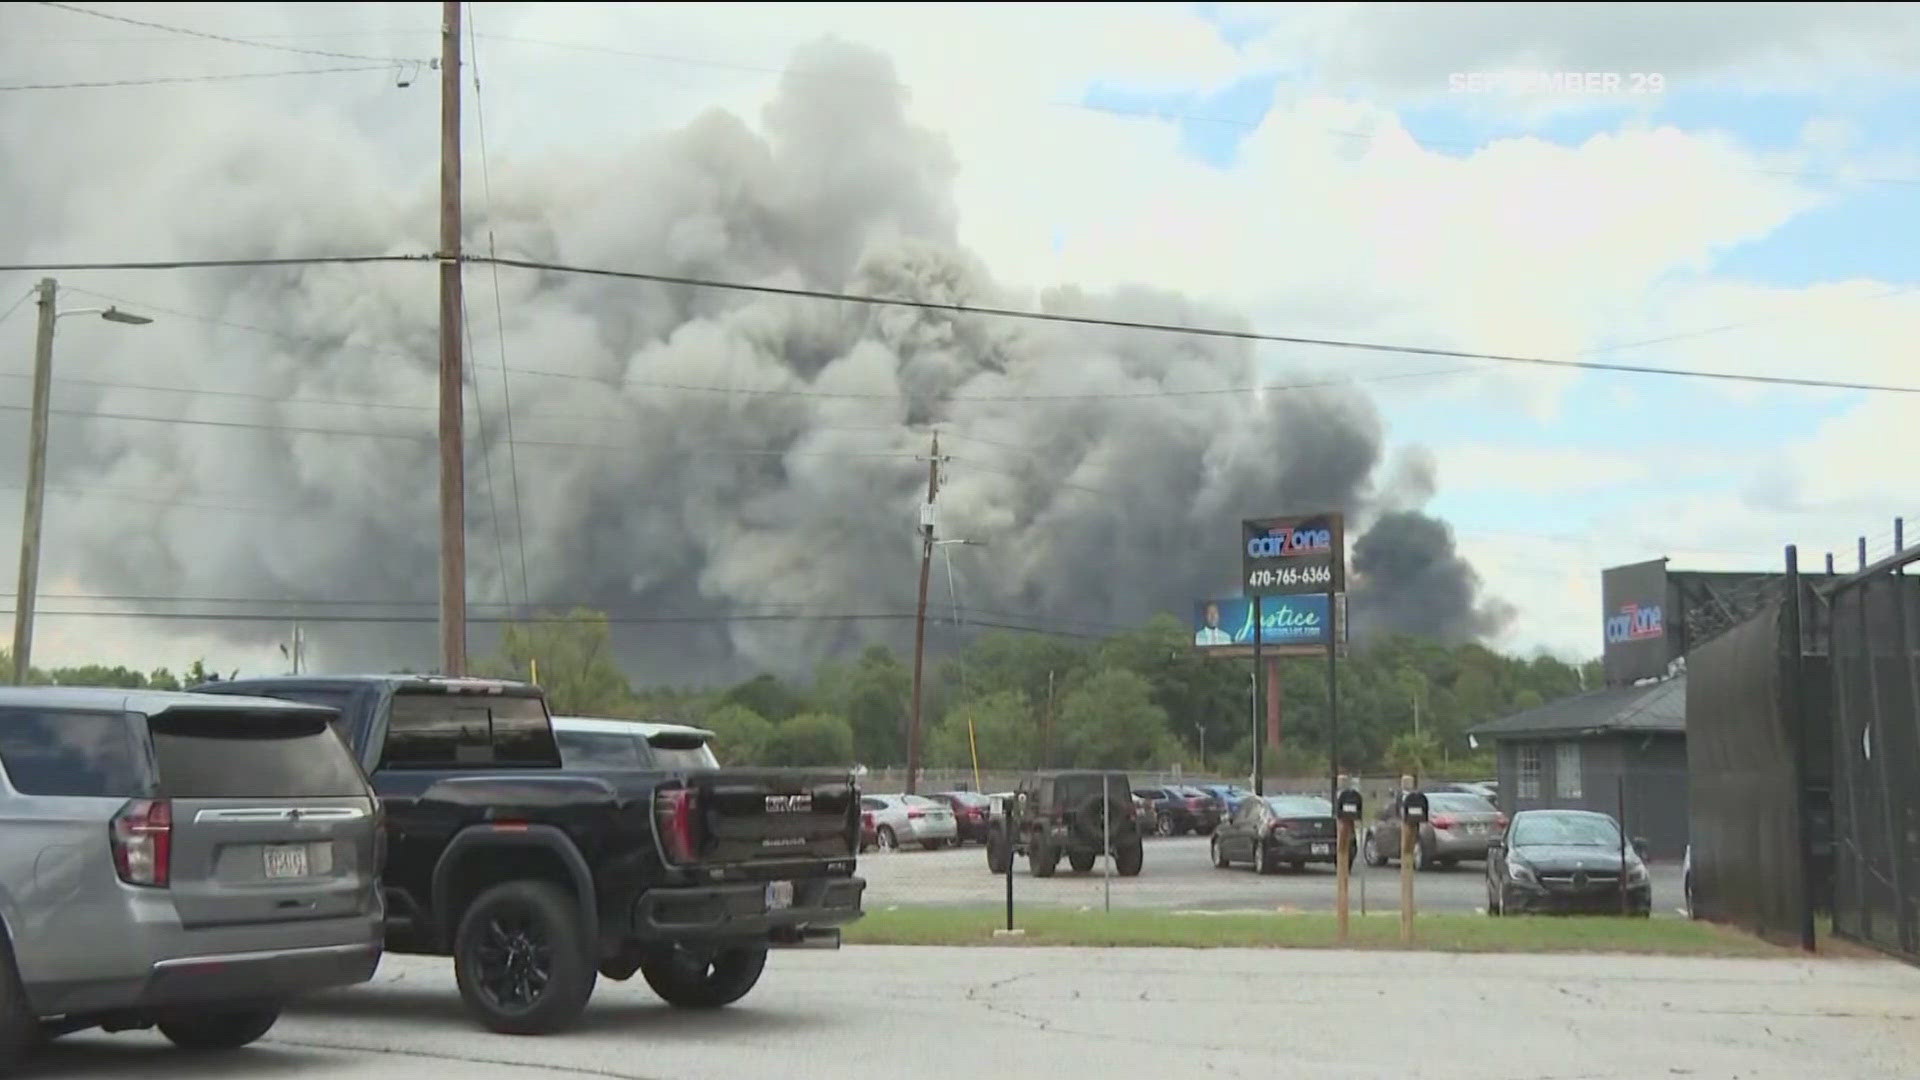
[
  {"left": 861, "top": 835, "right": 1688, "bottom": 914},
  {"left": 31, "top": 948, "right": 1920, "bottom": 1079}
]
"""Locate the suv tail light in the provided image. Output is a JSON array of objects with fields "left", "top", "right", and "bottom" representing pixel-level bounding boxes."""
[
  {"left": 1431, "top": 814, "right": 1457, "bottom": 830},
  {"left": 656, "top": 787, "right": 700, "bottom": 865},
  {"left": 111, "top": 798, "right": 172, "bottom": 888}
]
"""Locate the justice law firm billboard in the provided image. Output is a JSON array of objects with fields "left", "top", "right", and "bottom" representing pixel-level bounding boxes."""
[{"left": 1192, "top": 594, "right": 1346, "bottom": 650}]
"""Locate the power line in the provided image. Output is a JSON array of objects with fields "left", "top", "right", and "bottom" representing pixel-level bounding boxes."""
[
  {"left": 35, "top": 2, "right": 428, "bottom": 65},
  {"left": 0, "top": 255, "right": 430, "bottom": 272},
  {"left": 20, "top": 254, "right": 1913, "bottom": 396},
  {"left": 0, "top": 64, "right": 403, "bottom": 92},
  {"left": 468, "top": 6, "right": 532, "bottom": 610},
  {"left": 0, "top": 289, "right": 33, "bottom": 328},
  {"left": 479, "top": 255, "right": 1920, "bottom": 396}
]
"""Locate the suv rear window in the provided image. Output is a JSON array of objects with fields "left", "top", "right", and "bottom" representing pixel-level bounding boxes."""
[
  {"left": 0, "top": 708, "right": 144, "bottom": 797},
  {"left": 554, "top": 730, "right": 644, "bottom": 770},
  {"left": 1055, "top": 774, "right": 1129, "bottom": 804},
  {"left": 645, "top": 731, "right": 719, "bottom": 771},
  {"left": 148, "top": 709, "right": 367, "bottom": 798}
]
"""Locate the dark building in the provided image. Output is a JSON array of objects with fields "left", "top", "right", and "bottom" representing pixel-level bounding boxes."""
[
  {"left": 1467, "top": 557, "right": 1798, "bottom": 862},
  {"left": 1468, "top": 676, "right": 1688, "bottom": 859}
]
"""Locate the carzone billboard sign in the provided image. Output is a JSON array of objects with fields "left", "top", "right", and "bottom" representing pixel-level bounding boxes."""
[
  {"left": 1193, "top": 595, "right": 1342, "bottom": 649},
  {"left": 1241, "top": 513, "right": 1345, "bottom": 597}
]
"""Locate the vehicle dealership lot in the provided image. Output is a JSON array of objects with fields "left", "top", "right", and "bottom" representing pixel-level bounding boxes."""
[
  {"left": 33, "top": 948, "right": 1920, "bottom": 1079},
  {"left": 862, "top": 835, "right": 1687, "bottom": 914}
]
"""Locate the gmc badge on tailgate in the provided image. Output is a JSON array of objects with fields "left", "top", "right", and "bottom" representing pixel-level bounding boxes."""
[{"left": 765, "top": 794, "right": 813, "bottom": 813}]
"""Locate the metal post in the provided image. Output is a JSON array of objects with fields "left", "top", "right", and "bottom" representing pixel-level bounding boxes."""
[
  {"left": 436, "top": 0, "right": 469, "bottom": 676},
  {"left": 11, "top": 278, "right": 57, "bottom": 685},
  {"left": 1859, "top": 536, "right": 1868, "bottom": 571},
  {"left": 1783, "top": 546, "right": 1817, "bottom": 951},
  {"left": 1251, "top": 595, "right": 1264, "bottom": 796},
  {"left": 1893, "top": 541, "right": 1920, "bottom": 956},
  {"left": 1827, "top": 552, "right": 1836, "bottom": 575},
  {"left": 1327, "top": 586, "right": 1340, "bottom": 806},
  {"left": 1103, "top": 782, "right": 1112, "bottom": 913},
  {"left": 1336, "top": 813, "right": 1352, "bottom": 942},
  {"left": 1618, "top": 773, "right": 1628, "bottom": 916}
]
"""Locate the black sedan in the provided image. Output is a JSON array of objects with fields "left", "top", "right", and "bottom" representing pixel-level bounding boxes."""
[
  {"left": 1487, "top": 809, "right": 1652, "bottom": 917},
  {"left": 1210, "top": 794, "right": 1351, "bottom": 874}
]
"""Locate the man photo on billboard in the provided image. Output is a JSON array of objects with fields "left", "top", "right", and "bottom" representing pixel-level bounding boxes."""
[{"left": 1195, "top": 601, "right": 1233, "bottom": 646}]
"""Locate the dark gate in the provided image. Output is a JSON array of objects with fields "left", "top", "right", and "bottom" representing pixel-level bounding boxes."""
[
  {"left": 1825, "top": 547, "right": 1920, "bottom": 961},
  {"left": 1686, "top": 597, "right": 1814, "bottom": 947}
]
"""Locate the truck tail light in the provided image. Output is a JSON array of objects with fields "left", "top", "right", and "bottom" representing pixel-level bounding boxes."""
[
  {"left": 111, "top": 798, "right": 172, "bottom": 887},
  {"left": 656, "top": 787, "right": 699, "bottom": 865},
  {"left": 862, "top": 811, "right": 875, "bottom": 831}
]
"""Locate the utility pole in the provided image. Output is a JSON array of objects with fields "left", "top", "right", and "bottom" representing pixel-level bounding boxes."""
[
  {"left": 12, "top": 279, "right": 56, "bottom": 685},
  {"left": 436, "top": 0, "right": 469, "bottom": 676},
  {"left": 1043, "top": 668, "right": 1054, "bottom": 768},
  {"left": 904, "top": 431, "right": 940, "bottom": 794}
]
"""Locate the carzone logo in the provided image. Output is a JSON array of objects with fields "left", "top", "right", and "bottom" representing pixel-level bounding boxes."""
[
  {"left": 1605, "top": 603, "right": 1664, "bottom": 644},
  {"left": 1247, "top": 524, "right": 1333, "bottom": 559}
]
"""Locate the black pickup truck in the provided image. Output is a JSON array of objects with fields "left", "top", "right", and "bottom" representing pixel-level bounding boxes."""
[{"left": 194, "top": 675, "right": 864, "bottom": 1035}]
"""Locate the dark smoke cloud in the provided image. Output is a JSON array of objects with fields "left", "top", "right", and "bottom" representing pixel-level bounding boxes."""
[{"left": 0, "top": 37, "right": 1510, "bottom": 681}]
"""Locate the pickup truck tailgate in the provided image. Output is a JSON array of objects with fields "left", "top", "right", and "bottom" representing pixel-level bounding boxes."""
[{"left": 659, "top": 770, "right": 856, "bottom": 865}]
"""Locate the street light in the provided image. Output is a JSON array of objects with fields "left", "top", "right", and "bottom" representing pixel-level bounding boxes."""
[{"left": 12, "top": 279, "right": 151, "bottom": 683}]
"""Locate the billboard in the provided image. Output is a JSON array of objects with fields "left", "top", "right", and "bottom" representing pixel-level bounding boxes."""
[
  {"left": 1193, "top": 594, "right": 1346, "bottom": 649},
  {"left": 1602, "top": 558, "right": 1673, "bottom": 685},
  {"left": 1242, "top": 513, "right": 1345, "bottom": 597}
]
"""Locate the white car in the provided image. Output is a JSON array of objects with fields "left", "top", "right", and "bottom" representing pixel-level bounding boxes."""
[
  {"left": 861, "top": 794, "right": 958, "bottom": 851},
  {"left": 550, "top": 715, "right": 721, "bottom": 771}
]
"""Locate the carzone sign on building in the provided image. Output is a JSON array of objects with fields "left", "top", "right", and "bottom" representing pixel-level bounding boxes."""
[
  {"left": 1601, "top": 558, "right": 1674, "bottom": 685},
  {"left": 1192, "top": 595, "right": 1343, "bottom": 649},
  {"left": 1241, "top": 513, "right": 1345, "bottom": 597}
]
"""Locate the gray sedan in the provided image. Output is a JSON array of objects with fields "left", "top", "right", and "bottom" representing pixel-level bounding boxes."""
[{"left": 1362, "top": 791, "right": 1507, "bottom": 871}]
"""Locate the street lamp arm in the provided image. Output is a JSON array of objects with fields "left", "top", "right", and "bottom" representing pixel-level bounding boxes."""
[{"left": 55, "top": 306, "right": 152, "bottom": 324}]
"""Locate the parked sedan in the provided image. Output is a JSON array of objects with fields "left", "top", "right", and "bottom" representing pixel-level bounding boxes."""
[
  {"left": 860, "top": 794, "right": 959, "bottom": 851},
  {"left": 1134, "top": 785, "right": 1221, "bottom": 836},
  {"left": 1210, "top": 794, "right": 1351, "bottom": 874},
  {"left": 927, "top": 790, "right": 993, "bottom": 844},
  {"left": 1362, "top": 790, "right": 1506, "bottom": 870},
  {"left": 1196, "top": 783, "right": 1254, "bottom": 813},
  {"left": 1487, "top": 809, "right": 1652, "bottom": 917}
]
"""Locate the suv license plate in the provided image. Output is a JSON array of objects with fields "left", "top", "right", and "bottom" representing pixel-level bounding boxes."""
[
  {"left": 1310, "top": 843, "right": 1331, "bottom": 856},
  {"left": 766, "top": 880, "right": 794, "bottom": 911},
  {"left": 264, "top": 844, "right": 309, "bottom": 879}
]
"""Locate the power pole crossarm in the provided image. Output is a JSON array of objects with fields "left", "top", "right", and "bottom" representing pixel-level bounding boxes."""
[
  {"left": 904, "top": 431, "right": 939, "bottom": 795},
  {"left": 437, "top": 0, "right": 469, "bottom": 676}
]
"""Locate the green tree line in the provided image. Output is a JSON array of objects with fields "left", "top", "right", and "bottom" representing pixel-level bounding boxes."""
[{"left": 5, "top": 609, "right": 1599, "bottom": 778}]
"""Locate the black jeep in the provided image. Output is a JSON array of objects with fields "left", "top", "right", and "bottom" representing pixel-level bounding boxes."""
[{"left": 986, "top": 770, "right": 1143, "bottom": 878}]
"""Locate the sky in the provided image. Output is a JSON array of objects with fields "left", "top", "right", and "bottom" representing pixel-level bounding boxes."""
[{"left": 0, "top": 1, "right": 1917, "bottom": 677}]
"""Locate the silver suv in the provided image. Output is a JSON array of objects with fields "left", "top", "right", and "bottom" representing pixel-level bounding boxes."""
[{"left": 0, "top": 688, "right": 383, "bottom": 1071}]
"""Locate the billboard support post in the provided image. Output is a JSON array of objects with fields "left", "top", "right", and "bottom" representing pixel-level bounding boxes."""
[
  {"left": 1251, "top": 594, "right": 1264, "bottom": 796},
  {"left": 1327, "top": 584, "right": 1339, "bottom": 805}
]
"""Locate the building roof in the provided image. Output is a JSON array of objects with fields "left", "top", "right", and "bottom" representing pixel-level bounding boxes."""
[{"left": 1467, "top": 675, "right": 1686, "bottom": 740}]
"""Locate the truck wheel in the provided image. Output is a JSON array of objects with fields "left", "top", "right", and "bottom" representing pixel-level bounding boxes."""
[
  {"left": 639, "top": 944, "right": 768, "bottom": 1009},
  {"left": 1031, "top": 838, "right": 1059, "bottom": 877},
  {"left": 157, "top": 1005, "right": 281, "bottom": 1050},
  {"left": 454, "top": 880, "right": 598, "bottom": 1036},
  {"left": 1068, "top": 851, "right": 1096, "bottom": 873},
  {"left": 1115, "top": 839, "right": 1144, "bottom": 877},
  {"left": 0, "top": 943, "right": 38, "bottom": 1076}
]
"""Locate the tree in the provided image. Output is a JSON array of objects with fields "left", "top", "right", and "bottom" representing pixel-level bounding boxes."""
[
  {"left": 723, "top": 674, "right": 808, "bottom": 724},
  {"left": 483, "top": 609, "right": 633, "bottom": 716},
  {"left": 839, "top": 646, "right": 910, "bottom": 765},
  {"left": 1385, "top": 730, "right": 1443, "bottom": 781},
  {"left": 927, "top": 690, "right": 1036, "bottom": 770},
  {"left": 763, "top": 713, "right": 855, "bottom": 767},
  {"left": 697, "top": 702, "right": 775, "bottom": 765},
  {"left": 1056, "top": 669, "right": 1177, "bottom": 769}
]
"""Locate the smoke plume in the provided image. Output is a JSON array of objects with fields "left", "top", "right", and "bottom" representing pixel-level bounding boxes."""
[{"left": 0, "top": 37, "right": 1512, "bottom": 681}]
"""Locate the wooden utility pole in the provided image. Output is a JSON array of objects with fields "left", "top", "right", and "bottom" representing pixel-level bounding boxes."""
[
  {"left": 11, "top": 279, "right": 56, "bottom": 685},
  {"left": 904, "top": 431, "right": 940, "bottom": 795},
  {"left": 437, "top": 0, "right": 468, "bottom": 676}
]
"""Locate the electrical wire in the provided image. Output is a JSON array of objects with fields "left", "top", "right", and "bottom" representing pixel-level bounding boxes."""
[
  {"left": 468, "top": 6, "right": 533, "bottom": 610},
  {"left": 0, "top": 288, "right": 33, "bottom": 328},
  {"left": 0, "top": 65, "right": 402, "bottom": 92},
  {"left": 16, "top": 255, "right": 1911, "bottom": 396},
  {"left": 473, "top": 256, "right": 1920, "bottom": 396},
  {"left": 35, "top": 2, "right": 427, "bottom": 65},
  {"left": 0, "top": 255, "right": 429, "bottom": 272}
]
